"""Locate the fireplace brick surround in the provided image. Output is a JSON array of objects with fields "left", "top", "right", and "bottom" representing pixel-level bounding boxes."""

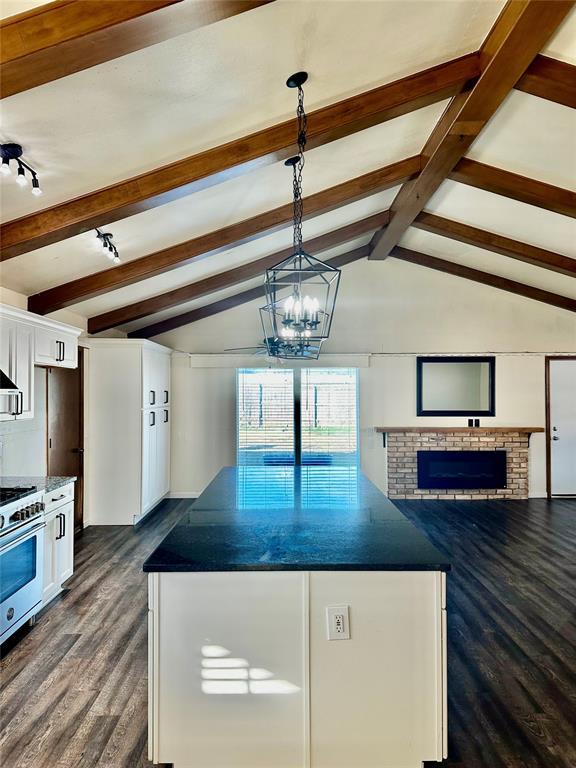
[{"left": 377, "top": 428, "right": 543, "bottom": 500}]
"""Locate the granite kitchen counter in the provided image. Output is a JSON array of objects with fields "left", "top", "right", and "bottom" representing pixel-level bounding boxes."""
[
  {"left": 144, "top": 466, "right": 450, "bottom": 573},
  {"left": 0, "top": 476, "right": 76, "bottom": 494}
]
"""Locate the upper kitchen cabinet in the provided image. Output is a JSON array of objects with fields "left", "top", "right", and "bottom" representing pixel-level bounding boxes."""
[
  {"left": 0, "top": 304, "right": 82, "bottom": 422},
  {"left": 35, "top": 325, "right": 79, "bottom": 368},
  {"left": 143, "top": 347, "right": 171, "bottom": 408}
]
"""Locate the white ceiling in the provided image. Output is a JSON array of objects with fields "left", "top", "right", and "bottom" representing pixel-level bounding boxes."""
[
  {"left": 0, "top": 0, "right": 575, "bottom": 338},
  {"left": 0, "top": 0, "right": 504, "bottom": 220}
]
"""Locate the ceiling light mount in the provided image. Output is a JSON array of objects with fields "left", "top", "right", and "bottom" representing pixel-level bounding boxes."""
[
  {"left": 0, "top": 142, "right": 42, "bottom": 195},
  {"left": 286, "top": 71, "right": 308, "bottom": 89}
]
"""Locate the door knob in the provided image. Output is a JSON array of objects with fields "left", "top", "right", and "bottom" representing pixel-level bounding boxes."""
[{"left": 552, "top": 436, "right": 559, "bottom": 441}]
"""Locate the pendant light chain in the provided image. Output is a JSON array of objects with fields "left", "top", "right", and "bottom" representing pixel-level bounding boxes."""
[
  {"left": 292, "top": 84, "right": 307, "bottom": 267},
  {"left": 259, "top": 71, "right": 341, "bottom": 360}
]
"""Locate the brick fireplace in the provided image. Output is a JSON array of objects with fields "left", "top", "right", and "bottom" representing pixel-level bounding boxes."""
[{"left": 376, "top": 428, "right": 544, "bottom": 500}]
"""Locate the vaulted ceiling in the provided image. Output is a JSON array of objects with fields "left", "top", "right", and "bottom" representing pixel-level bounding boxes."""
[{"left": 1, "top": 0, "right": 575, "bottom": 340}]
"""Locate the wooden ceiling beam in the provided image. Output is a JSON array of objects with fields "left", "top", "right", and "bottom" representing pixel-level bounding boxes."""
[
  {"left": 515, "top": 54, "right": 576, "bottom": 108},
  {"left": 450, "top": 159, "right": 576, "bottom": 218},
  {"left": 413, "top": 211, "right": 576, "bottom": 276},
  {"left": 1, "top": 54, "right": 479, "bottom": 259},
  {"left": 131, "top": 239, "right": 576, "bottom": 339},
  {"left": 391, "top": 246, "right": 576, "bottom": 313},
  {"left": 87, "top": 211, "right": 388, "bottom": 333},
  {"left": 0, "top": 0, "right": 274, "bottom": 98},
  {"left": 27, "top": 156, "right": 417, "bottom": 315},
  {"left": 370, "top": 0, "right": 575, "bottom": 261},
  {"left": 129, "top": 244, "right": 371, "bottom": 338}
]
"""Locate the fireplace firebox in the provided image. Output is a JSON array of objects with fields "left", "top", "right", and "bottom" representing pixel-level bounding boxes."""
[{"left": 417, "top": 450, "right": 507, "bottom": 490}]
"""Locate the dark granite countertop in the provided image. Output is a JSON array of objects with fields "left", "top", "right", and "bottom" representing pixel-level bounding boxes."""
[
  {"left": 0, "top": 476, "right": 76, "bottom": 495},
  {"left": 144, "top": 467, "right": 450, "bottom": 573}
]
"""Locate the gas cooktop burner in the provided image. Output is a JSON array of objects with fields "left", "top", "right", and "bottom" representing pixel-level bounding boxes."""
[{"left": 0, "top": 486, "right": 38, "bottom": 506}]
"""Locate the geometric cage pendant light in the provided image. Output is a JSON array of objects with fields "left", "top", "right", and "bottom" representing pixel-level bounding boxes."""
[{"left": 260, "top": 72, "right": 341, "bottom": 359}]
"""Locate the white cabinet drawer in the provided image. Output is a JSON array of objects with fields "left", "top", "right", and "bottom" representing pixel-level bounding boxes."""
[{"left": 43, "top": 482, "right": 74, "bottom": 513}]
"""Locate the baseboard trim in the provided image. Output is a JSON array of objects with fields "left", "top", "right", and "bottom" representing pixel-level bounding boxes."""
[{"left": 167, "top": 491, "right": 201, "bottom": 499}]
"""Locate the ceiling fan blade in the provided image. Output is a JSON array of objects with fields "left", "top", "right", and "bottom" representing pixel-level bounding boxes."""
[{"left": 224, "top": 346, "right": 266, "bottom": 352}]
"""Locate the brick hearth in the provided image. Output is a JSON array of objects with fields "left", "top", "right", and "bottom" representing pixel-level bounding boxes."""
[{"left": 384, "top": 430, "right": 533, "bottom": 500}]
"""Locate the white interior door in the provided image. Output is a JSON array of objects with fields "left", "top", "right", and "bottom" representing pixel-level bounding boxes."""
[{"left": 550, "top": 359, "right": 576, "bottom": 495}]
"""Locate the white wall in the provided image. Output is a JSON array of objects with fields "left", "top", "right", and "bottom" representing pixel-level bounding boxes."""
[
  {"left": 0, "top": 368, "right": 47, "bottom": 477},
  {"left": 156, "top": 259, "right": 576, "bottom": 354},
  {"left": 0, "top": 286, "right": 88, "bottom": 331},
  {"left": 169, "top": 353, "right": 552, "bottom": 498},
  {"left": 162, "top": 260, "right": 575, "bottom": 499}
]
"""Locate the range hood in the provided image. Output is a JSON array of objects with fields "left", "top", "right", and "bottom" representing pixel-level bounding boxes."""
[{"left": 0, "top": 369, "right": 19, "bottom": 395}]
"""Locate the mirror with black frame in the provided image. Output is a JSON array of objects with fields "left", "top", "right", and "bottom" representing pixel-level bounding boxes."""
[{"left": 416, "top": 356, "right": 495, "bottom": 416}]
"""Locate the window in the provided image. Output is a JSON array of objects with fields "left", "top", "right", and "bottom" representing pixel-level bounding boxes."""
[
  {"left": 237, "top": 368, "right": 358, "bottom": 467},
  {"left": 301, "top": 368, "right": 358, "bottom": 466},
  {"left": 237, "top": 368, "right": 294, "bottom": 466}
]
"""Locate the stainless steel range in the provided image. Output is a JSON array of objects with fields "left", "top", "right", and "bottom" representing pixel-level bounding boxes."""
[{"left": 0, "top": 486, "right": 45, "bottom": 643}]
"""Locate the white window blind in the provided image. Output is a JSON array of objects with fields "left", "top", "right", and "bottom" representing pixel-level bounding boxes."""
[
  {"left": 301, "top": 368, "right": 358, "bottom": 466},
  {"left": 237, "top": 369, "right": 294, "bottom": 465},
  {"left": 237, "top": 367, "right": 359, "bottom": 467}
]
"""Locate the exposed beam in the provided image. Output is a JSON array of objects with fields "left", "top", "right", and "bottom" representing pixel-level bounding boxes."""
[
  {"left": 450, "top": 159, "right": 576, "bottom": 218},
  {"left": 28, "top": 156, "right": 418, "bottom": 314},
  {"left": 0, "top": 0, "right": 274, "bottom": 98},
  {"left": 1, "top": 54, "right": 479, "bottom": 259},
  {"left": 391, "top": 246, "right": 576, "bottom": 313},
  {"left": 132, "top": 238, "right": 576, "bottom": 338},
  {"left": 413, "top": 212, "right": 576, "bottom": 276},
  {"left": 87, "top": 212, "right": 388, "bottom": 333},
  {"left": 370, "top": 0, "right": 575, "bottom": 260},
  {"left": 515, "top": 54, "right": 576, "bottom": 108},
  {"left": 129, "top": 245, "right": 371, "bottom": 338}
]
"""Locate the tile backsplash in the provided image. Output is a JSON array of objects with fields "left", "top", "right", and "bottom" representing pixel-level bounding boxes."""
[{"left": 0, "top": 368, "right": 47, "bottom": 476}]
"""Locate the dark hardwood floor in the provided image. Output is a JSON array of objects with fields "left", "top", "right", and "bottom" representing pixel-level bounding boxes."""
[
  {"left": 1, "top": 496, "right": 575, "bottom": 767},
  {"left": 397, "top": 497, "right": 576, "bottom": 768}
]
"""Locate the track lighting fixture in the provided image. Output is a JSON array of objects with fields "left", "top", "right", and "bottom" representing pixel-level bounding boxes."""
[
  {"left": 95, "top": 229, "right": 120, "bottom": 265},
  {"left": 0, "top": 143, "right": 42, "bottom": 196}
]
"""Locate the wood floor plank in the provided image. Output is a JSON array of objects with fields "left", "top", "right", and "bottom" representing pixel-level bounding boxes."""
[{"left": 1, "top": 496, "right": 575, "bottom": 767}]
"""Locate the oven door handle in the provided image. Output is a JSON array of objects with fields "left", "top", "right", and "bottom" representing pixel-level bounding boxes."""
[{"left": 0, "top": 521, "right": 46, "bottom": 554}]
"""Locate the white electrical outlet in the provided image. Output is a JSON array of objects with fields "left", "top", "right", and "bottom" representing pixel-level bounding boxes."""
[{"left": 326, "top": 605, "right": 350, "bottom": 640}]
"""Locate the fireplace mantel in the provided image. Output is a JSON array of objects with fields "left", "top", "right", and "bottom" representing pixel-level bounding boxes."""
[{"left": 375, "top": 427, "right": 544, "bottom": 434}]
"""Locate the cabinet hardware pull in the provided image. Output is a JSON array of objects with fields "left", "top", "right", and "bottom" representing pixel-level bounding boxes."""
[
  {"left": 51, "top": 494, "right": 66, "bottom": 501},
  {"left": 164, "top": 410, "right": 168, "bottom": 423},
  {"left": 150, "top": 390, "right": 156, "bottom": 405},
  {"left": 164, "top": 390, "right": 169, "bottom": 403},
  {"left": 62, "top": 512, "right": 66, "bottom": 537},
  {"left": 55, "top": 513, "right": 63, "bottom": 540},
  {"left": 150, "top": 412, "right": 155, "bottom": 427}
]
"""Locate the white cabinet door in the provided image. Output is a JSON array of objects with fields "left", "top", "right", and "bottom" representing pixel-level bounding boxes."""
[
  {"left": 142, "top": 411, "right": 159, "bottom": 512},
  {"left": 158, "top": 409, "right": 171, "bottom": 497},
  {"left": 42, "top": 512, "right": 60, "bottom": 605},
  {"left": 56, "top": 503, "right": 74, "bottom": 583},
  {"left": 0, "top": 319, "right": 34, "bottom": 420},
  {"left": 152, "top": 572, "right": 306, "bottom": 768},
  {"left": 35, "top": 327, "right": 78, "bottom": 368},
  {"left": 142, "top": 349, "right": 170, "bottom": 408},
  {"left": 309, "top": 571, "right": 446, "bottom": 767},
  {"left": 0, "top": 318, "right": 16, "bottom": 421},
  {"left": 14, "top": 322, "right": 34, "bottom": 419}
]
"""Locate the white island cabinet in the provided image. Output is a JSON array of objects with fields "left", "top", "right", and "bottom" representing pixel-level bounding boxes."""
[{"left": 145, "top": 467, "right": 449, "bottom": 768}]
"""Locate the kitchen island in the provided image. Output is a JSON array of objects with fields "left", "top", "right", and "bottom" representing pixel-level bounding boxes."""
[{"left": 144, "top": 466, "right": 450, "bottom": 768}]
